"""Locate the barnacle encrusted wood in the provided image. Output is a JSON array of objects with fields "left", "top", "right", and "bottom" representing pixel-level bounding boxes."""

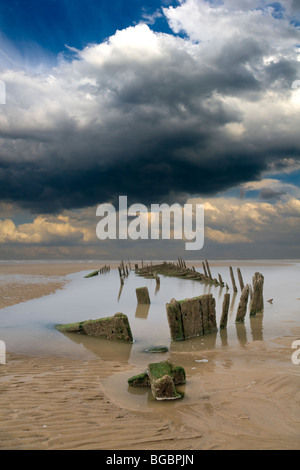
[
  {"left": 166, "top": 293, "right": 217, "bottom": 341},
  {"left": 55, "top": 313, "right": 133, "bottom": 342}
]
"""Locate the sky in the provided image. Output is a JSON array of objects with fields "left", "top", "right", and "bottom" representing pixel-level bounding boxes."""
[{"left": 0, "top": 0, "right": 299, "bottom": 260}]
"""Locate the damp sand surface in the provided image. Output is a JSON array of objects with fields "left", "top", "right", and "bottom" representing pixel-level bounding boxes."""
[{"left": 0, "top": 260, "right": 299, "bottom": 450}]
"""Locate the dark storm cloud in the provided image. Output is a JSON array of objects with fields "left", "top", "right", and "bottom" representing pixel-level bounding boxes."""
[
  {"left": 0, "top": 148, "right": 267, "bottom": 213},
  {"left": 0, "top": 2, "right": 299, "bottom": 214}
]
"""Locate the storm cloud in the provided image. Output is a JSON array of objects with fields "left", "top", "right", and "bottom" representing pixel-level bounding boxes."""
[{"left": 0, "top": 0, "right": 299, "bottom": 214}]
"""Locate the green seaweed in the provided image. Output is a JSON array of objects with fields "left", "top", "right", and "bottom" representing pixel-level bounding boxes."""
[
  {"left": 84, "top": 270, "right": 99, "bottom": 278},
  {"left": 172, "top": 366, "right": 186, "bottom": 385},
  {"left": 55, "top": 313, "right": 133, "bottom": 343},
  {"left": 148, "top": 361, "right": 173, "bottom": 380},
  {"left": 144, "top": 346, "right": 168, "bottom": 353},
  {"left": 127, "top": 372, "right": 150, "bottom": 387}
]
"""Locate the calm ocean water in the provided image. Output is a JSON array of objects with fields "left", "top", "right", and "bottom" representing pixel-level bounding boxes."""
[{"left": 0, "top": 260, "right": 299, "bottom": 359}]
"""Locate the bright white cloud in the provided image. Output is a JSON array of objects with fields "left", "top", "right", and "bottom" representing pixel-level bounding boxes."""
[
  {"left": 164, "top": 0, "right": 299, "bottom": 49},
  {"left": 0, "top": 213, "right": 93, "bottom": 244}
]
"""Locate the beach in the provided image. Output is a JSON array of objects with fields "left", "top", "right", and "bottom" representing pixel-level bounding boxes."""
[{"left": 0, "top": 260, "right": 299, "bottom": 450}]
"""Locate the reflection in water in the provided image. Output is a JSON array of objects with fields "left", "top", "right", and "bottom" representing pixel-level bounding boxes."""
[
  {"left": 218, "top": 286, "right": 224, "bottom": 301},
  {"left": 235, "top": 322, "right": 248, "bottom": 346},
  {"left": 155, "top": 282, "right": 160, "bottom": 295},
  {"left": 59, "top": 331, "right": 132, "bottom": 364},
  {"left": 203, "top": 283, "right": 212, "bottom": 295},
  {"left": 135, "top": 304, "right": 150, "bottom": 319},
  {"left": 229, "top": 291, "right": 238, "bottom": 317},
  {"left": 117, "top": 284, "right": 124, "bottom": 301},
  {"left": 169, "top": 331, "right": 218, "bottom": 354},
  {"left": 250, "top": 312, "right": 264, "bottom": 341},
  {"left": 219, "top": 328, "right": 228, "bottom": 347}
]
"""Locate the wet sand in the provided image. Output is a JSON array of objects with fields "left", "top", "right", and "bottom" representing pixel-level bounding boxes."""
[{"left": 0, "top": 261, "right": 299, "bottom": 450}]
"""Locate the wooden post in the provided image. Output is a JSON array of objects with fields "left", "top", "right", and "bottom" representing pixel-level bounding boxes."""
[
  {"left": 235, "top": 284, "right": 250, "bottom": 323},
  {"left": 202, "top": 261, "right": 208, "bottom": 278},
  {"left": 136, "top": 286, "right": 151, "bottom": 304},
  {"left": 237, "top": 267, "right": 244, "bottom": 291},
  {"left": 220, "top": 293, "right": 230, "bottom": 329},
  {"left": 250, "top": 272, "right": 264, "bottom": 316},
  {"left": 218, "top": 273, "right": 224, "bottom": 287},
  {"left": 229, "top": 266, "right": 238, "bottom": 292},
  {"left": 205, "top": 260, "right": 212, "bottom": 280}
]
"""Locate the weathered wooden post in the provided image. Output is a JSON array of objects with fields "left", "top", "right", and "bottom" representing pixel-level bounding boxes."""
[
  {"left": 56, "top": 313, "right": 133, "bottom": 342},
  {"left": 128, "top": 361, "right": 185, "bottom": 400},
  {"left": 229, "top": 266, "right": 238, "bottom": 292},
  {"left": 220, "top": 293, "right": 230, "bottom": 329},
  {"left": 205, "top": 260, "right": 213, "bottom": 281},
  {"left": 202, "top": 261, "right": 208, "bottom": 279},
  {"left": 218, "top": 273, "right": 224, "bottom": 287},
  {"left": 166, "top": 293, "right": 217, "bottom": 341},
  {"left": 237, "top": 267, "right": 244, "bottom": 291},
  {"left": 235, "top": 284, "right": 250, "bottom": 323},
  {"left": 250, "top": 272, "right": 264, "bottom": 316},
  {"left": 136, "top": 286, "right": 151, "bottom": 304}
]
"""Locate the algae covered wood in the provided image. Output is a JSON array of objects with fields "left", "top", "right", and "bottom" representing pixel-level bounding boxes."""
[
  {"left": 229, "top": 266, "right": 238, "bottom": 292},
  {"left": 128, "top": 361, "right": 185, "bottom": 400},
  {"left": 250, "top": 272, "right": 264, "bottom": 316},
  {"left": 151, "top": 375, "right": 181, "bottom": 401},
  {"left": 55, "top": 313, "right": 133, "bottom": 343},
  {"left": 235, "top": 284, "right": 250, "bottom": 323},
  {"left": 166, "top": 298, "right": 184, "bottom": 341},
  {"left": 84, "top": 270, "right": 99, "bottom": 278},
  {"left": 166, "top": 294, "right": 217, "bottom": 341},
  {"left": 199, "top": 294, "right": 217, "bottom": 335},
  {"left": 220, "top": 292, "right": 230, "bottom": 329},
  {"left": 127, "top": 372, "right": 150, "bottom": 387},
  {"left": 237, "top": 267, "right": 245, "bottom": 291},
  {"left": 136, "top": 286, "right": 151, "bottom": 304},
  {"left": 179, "top": 297, "right": 203, "bottom": 339}
]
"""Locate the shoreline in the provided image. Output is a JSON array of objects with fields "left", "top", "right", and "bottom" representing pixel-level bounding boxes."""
[{"left": 0, "top": 260, "right": 299, "bottom": 450}]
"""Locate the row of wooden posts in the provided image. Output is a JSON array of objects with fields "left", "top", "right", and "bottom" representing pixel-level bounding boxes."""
[
  {"left": 88, "top": 258, "right": 264, "bottom": 334},
  {"left": 118, "top": 260, "right": 132, "bottom": 285},
  {"left": 135, "top": 269, "right": 264, "bottom": 328},
  {"left": 132, "top": 259, "right": 265, "bottom": 332},
  {"left": 220, "top": 271, "right": 264, "bottom": 328}
]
